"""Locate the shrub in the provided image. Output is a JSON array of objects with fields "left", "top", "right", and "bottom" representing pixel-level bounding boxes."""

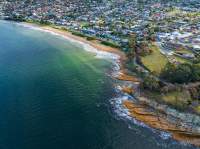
[
  {"left": 141, "top": 75, "right": 160, "bottom": 91},
  {"left": 160, "top": 63, "right": 200, "bottom": 84},
  {"left": 86, "top": 36, "right": 96, "bottom": 41},
  {"left": 100, "top": 41, "right": 120, "bottom": 48}
]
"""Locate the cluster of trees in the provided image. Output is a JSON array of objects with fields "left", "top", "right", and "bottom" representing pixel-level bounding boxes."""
[
  {"left": 100, "top": 41, "right": 120, "bottom": 48},
  {"left": 127, "top": 33, "right": 153, "bottom": 61},
  {"left": 127, "top": 33, "right": 137, "bottom": 60},
  {"left": 135, "top": 41, "right": 153, "bottom": 56},
  {"left": 5, "top": 14, "right": 25, "bottom": 22},
  {"left": 189, "top": 86, "right": 200, "bottom": 101},
  {"left": 193, "top": 56, "right": 200, "bottom": 64},
  {"left": 141, "top": 75, "right": 161, "bottom": 91},
  {"left": 160, "top": 62, "right": 200, "bottom": 84},
  {"left": 39, "top": 19, "right": 51, "bottom": 25}
]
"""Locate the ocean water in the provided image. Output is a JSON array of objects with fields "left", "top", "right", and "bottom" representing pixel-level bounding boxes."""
[{"left": 0, "top": 20, "right": 198, "bottom": 149}]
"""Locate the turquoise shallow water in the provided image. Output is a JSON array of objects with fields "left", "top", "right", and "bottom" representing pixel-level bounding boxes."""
[{"left": 0, "top": 20, "right": 198, "bottom": 149}]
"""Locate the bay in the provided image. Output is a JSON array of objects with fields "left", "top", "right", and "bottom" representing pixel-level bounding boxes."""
[{"left": 0, "top": 21, "right": 197, "bottom": 149}]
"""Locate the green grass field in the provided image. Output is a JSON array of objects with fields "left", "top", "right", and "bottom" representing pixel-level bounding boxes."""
[
  {"left": 172, "top": 55, "right": 192, "bottom": 64},
  {"left": 162, "top": 91, "right": 191, "bottom": 108},
  {"left": 195, "top": 106, "right": 200, "bottom": 114},
  {"left": 143, "top": 89, "right": 192, "bottom": 110},
  {"left": 141, "top": 43, "right": 168, "bottom": 75}
]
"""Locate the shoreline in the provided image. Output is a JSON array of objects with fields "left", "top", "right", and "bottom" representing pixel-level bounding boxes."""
[
  {"left": 13, "top": 21, "right": 200, "bottom": 147},
  {"left": 18, "top": 21, "right": 127, "bottom": 78},
  {"left": 20, "top": 22, "right": 127, "bottom": 61},
  {"left": 123, "top": 100, "right": 200, "bottom": 146}
]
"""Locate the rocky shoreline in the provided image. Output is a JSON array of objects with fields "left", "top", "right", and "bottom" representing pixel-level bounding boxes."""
[{"left": 114, "top": 71, "right": 200, "bottom": 147}]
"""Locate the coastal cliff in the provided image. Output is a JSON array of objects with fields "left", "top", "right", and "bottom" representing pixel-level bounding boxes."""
[{"left": 115, "top": 70, "right": 200, "bottom": 147}]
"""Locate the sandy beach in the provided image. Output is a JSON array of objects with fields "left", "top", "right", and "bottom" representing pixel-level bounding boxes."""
[
  {"left": 43, "top": 27, "right": 127, "bottom": 61},
  {"left": 21, "top": 23, "right": 127, "bottom": 62}
]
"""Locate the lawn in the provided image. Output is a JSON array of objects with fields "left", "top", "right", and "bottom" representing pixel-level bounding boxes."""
[
  {"left": 144, "top": 89, "right": 191, "bottom": 110},
  {"left": 141, "top": 43, "right": 168, "bottom": 75},
  {"left": 172, "top": 55, "right": 192, "bottom": 64},
  {"left": 167, "top": 8, "right": 185, "bottom": 16},
  {"left": 173, "top": 47, "right": 193, "bottom": 64},
  {"left": 195, "top": 105, "right": 200, "bottom": 114},
  {"left": 162, "top": 91, "right": 191, "bottom": 108}
]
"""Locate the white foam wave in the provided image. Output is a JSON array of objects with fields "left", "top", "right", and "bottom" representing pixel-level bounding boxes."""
[
  {"left": 159, "top": 131, "right": 172, "bottom": 140},
  {"left": 111, "top": 86, "right": 172, "bottom": 141},
  {"left": 17, "top": 23, "right": 121, "bottom": 75}
]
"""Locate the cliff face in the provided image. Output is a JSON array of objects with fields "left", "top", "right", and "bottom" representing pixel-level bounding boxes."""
[
  {"left": 123, "top": 100, "right": 200, "bottom": 147},
  {"left": 112, "top": 66, "right": 200, "bottom": 146}
]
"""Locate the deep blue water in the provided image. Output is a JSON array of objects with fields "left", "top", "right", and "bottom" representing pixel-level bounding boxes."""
[{"left": 0, "top": 20, "right": 198, "bottom": 149}]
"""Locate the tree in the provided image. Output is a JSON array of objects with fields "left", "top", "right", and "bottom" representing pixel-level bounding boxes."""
[
  {"left": 127, "top": 33, "right": 137, "bottom": 60},
  {"left": 160, "top": 63, "right": 194, "bottom": 83},
  {"left": 142, "top": 75, "right": 160, "bottom": 91},
  {"left": 191, "top": 64, "right": 200, "bottom": 81}
]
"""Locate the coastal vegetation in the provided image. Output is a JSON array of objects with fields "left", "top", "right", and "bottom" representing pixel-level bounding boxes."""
[
  {"left": 100, "top": 41, "right": 120, "bottom": 48},
  {"left": 124, "top": 25, "right": 200, "bottom": 115},
  {"left": 161, "top": 62, "right": 200, "bottom": 83},
  {"left": 71, "top": 31, "right": 86, "bottom": 37}
]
